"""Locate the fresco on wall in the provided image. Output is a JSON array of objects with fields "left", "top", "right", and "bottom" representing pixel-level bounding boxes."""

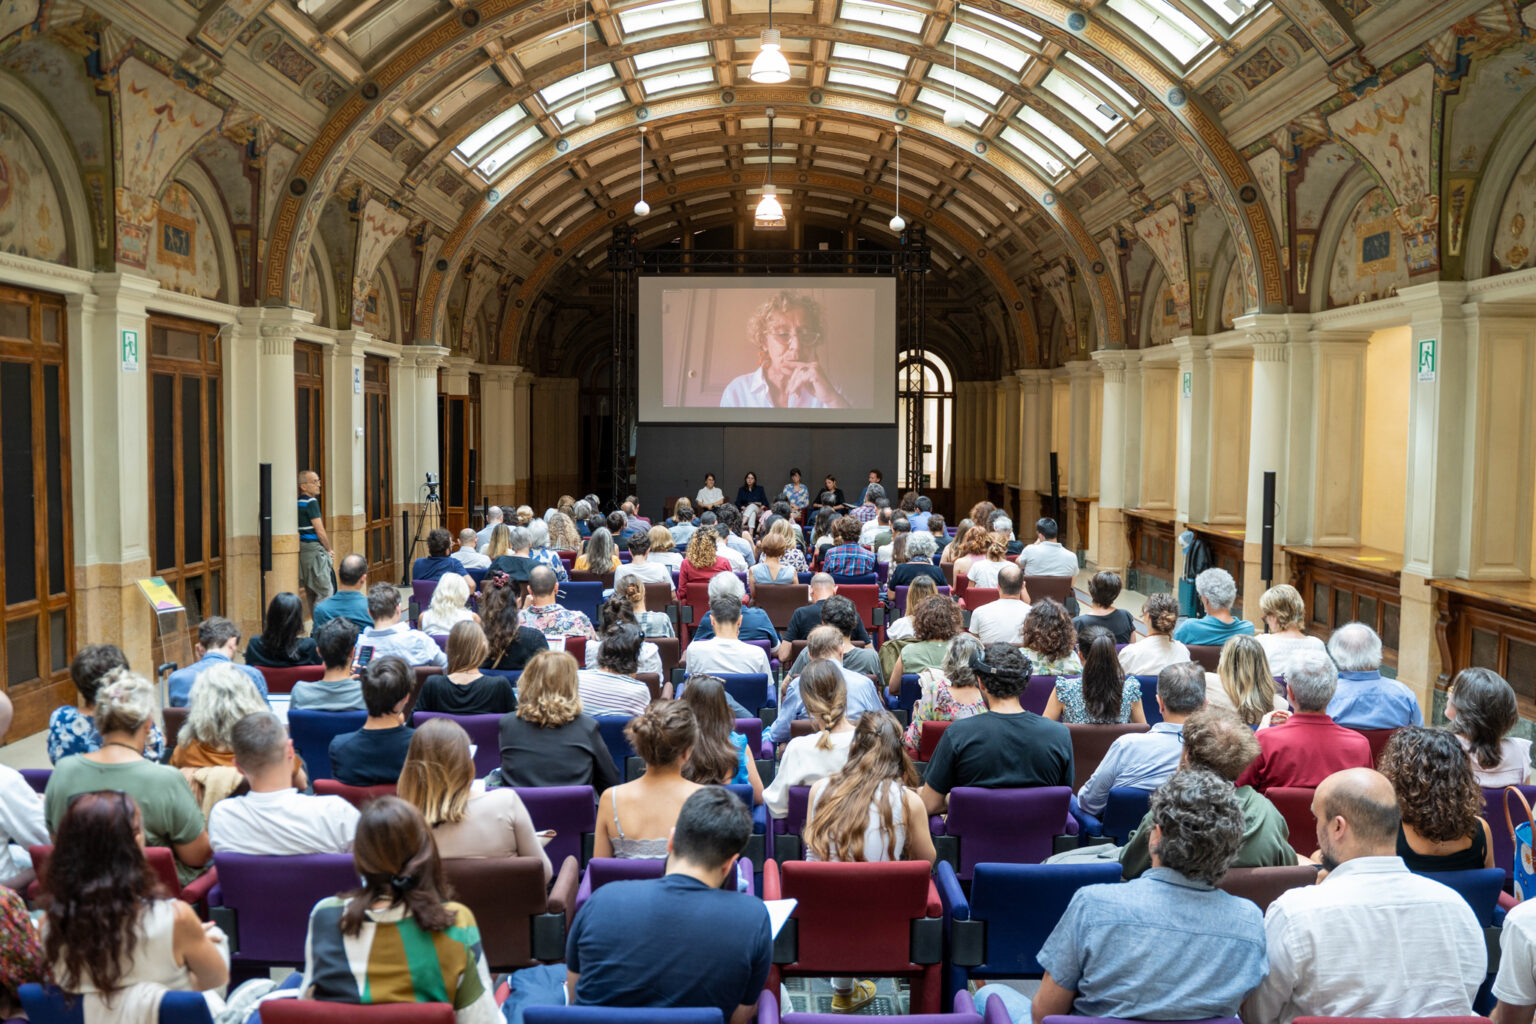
[
  {"left": 1328, "top": 187, "right": 1408, "bottom": 305},
  {"left": 352, "top": 198, "right": 408, "bottom": 325},
  {"left": 1147, "top": 284, "right": 1178, "bottom": 345},
  {"left": 1446, "top": 43, "right": 1536, "bottom": 174},
  {"left": 1135, "top": 204, "right": 1190, "bottom": 331},
  {"left": 360, "top": 270, "right": 389, "bottom": 338},
  {"left": 0, "top": 109, "right": 67, "bottom": 263},
  {"left": 148, "top": 181, "right": 222, "bottom": 299},
  {"left": 0, "top": 0, "right": 37, "bottom": 38},
  {"left": 1, "top": 39, "right": 104, "bottom": 169},
  {"left": 1492, "top": 141, "right": 1536, "bottom": 271},
  {"left": 260, "top": 144, "right": 298, "bottom": 239},
  {"left": 1039, "top": 263, "right": 1076, "bottom": 343},
  {"left": 1220, "top": 264, "right": 1243, "bottom": 329},
  {"left": 300, "top": 253, "right": 325, "bottom": 324},
  {"left": 1248, "top": 147, "right": 1286, "bottom": 240},
  {"left": 1294, "top": 143, "right": 1353, "bottom": 231}
]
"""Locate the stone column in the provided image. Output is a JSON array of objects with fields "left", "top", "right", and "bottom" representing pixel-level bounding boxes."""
[
  {"left": 1092, "top": 351, "right": 1129, "bottom": 576},
  {"left": 1458, "top": 303, "right": 1536, "bottom": 581},
  {"left": 1002, "top": 375, "right": 1021, "bottom": 492},
  {"left": 479, "top": 366, "right": 517, "bottom": 507},
  {"left": 441, "top": 355, "right": 474, "bottom": 396},
  {"left": 512, "top": 368, "right": 535, "bottom": 500},
  {"left": 1121, "top": 352, "right": 1144, "bottom": 511},
  {"left": 1236, "top": 314, "right": 1301, "bottom": 612},
  {"left": 1015, "top": 370, "right": 1049, "bottom": 529},
  {"left": 1065, "top": 360, "right": 1093, "bottom": 549},
  {"left": 254, "top": 310, "right": 312, "bottom": 604},
  {"left": 1172, "top": 336, "right": 1211, "bottom": 529},
  {"left": 1302, "top": 327, "right": 1371, "bottom": 547},
  {"left": 413, "top": 345, "right": 450, "bottom": 492},
  {"left": 326, "top": 332, "right": 370, "bottom": 561}
]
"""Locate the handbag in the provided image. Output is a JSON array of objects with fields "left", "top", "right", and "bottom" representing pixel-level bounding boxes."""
[{"left": 1505, "top": 785, "right": 1536, "bottom": 901}]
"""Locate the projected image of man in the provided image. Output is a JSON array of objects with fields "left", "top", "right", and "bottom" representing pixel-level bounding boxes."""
[{"left": 720, "top": 292, "right": 849, "bottom": 409}]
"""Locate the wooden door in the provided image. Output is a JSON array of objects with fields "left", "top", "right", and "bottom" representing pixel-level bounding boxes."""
[{"left": 363, "top": 356, "right": 394, "bottom": 580}]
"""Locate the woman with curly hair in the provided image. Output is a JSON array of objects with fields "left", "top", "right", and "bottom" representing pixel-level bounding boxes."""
[
  {"left": 1205, "top": 635, "right": 1287, "bottom": 727},
  {"left": 678, "top": 527, "right": 731, "bottom": 603},
  {"left": 1018, "top": 598, "right": 1082, "bottom": 677},
  {"left": 938, "top": 518, "right": 973, "bottom": 564},
  {"left": 496, "top": 650, "right": 619, "bottom": 792},
  {"left": 886, "top": 575, "right": 939, "bottom": 641},
  {"left": 949, "top": 526, "right": 992, "bottom": 579},
  {"left": 1445, "top": 667, "right": 1531, "bottom": 786},
  {"left": 548, "top": 512, "right": 581, "bottom": 553},
  {"left": 886, "top": 596, "right": 964, "bottom": 695},
  {"left": 1118, "top": 592, "right": 1189, "bottom": 677},
  {"left": 1378, "top": 726, "right": 1494, "bottom": 872},
  {"left": 964, "top": 532, "right": 1012, "bottom": 589}
]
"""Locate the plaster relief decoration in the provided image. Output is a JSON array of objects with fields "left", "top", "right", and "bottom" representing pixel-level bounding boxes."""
[
  {"left": 1329, "top": 187, "right": 1408, "bottom": 305},
  {"left": 1283, "top": 0, "right": 1355, "bottom": 60},
  {"left": 1097, "top": 235, "right": 1124, "bottom": 314},
  {"left": 1327, "top": 64, "right": 1438, "bottom": 274},
  {"left": 1148, "top": 286, "right": 1178, "bottom": 345},
  {"left": 1295, "top": 231, "right": 1316, "bottom": 293},
  {"left": 1038, "top": 263, "right": 1076, "bottom": 343},
  {"left": 352, "top": 198, "right": 408, "bottom": 325},
  {"left": 148, "top": 181, "right": 221, "bottom": 298},
  {"left": 1294, "top": 143, "right": 1353, "bottom": 231},
  {"left": 361, "top": 270, "right": 388, "bottom": 337},
  {"left": 114, "top": 58, "right": 219, "bottom": 268},
  {"left": 300, "top": 252, "right": 324, "bottom": 323},
  {"left": 0, "top": 109, "right": 67, "bottom": 263},
  {"left": 192, "top": 0, "right": 273, "bottom": 54},
  {"left": 1445, "top": 178, "right": 1473, "bottom": 258},
  {"left": 1135, "top": 203, "right": 1190, "bottom": 331},
  {"left": 1492, "top": 141, "right": 1536, "bottom": 271}
]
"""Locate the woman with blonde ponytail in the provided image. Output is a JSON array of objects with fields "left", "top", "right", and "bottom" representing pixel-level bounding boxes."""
[{"left": 763, "top": 661, "right": 855, "bottom": 818}]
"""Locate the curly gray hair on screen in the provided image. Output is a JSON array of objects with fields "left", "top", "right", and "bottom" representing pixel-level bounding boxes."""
[
  {"left": 1194, "top": 568, "right": 1238, "bottom": 611},
  {"left": 1327, "top": 621, "right": 1383, "bottom": 673},
  {"left": 1286, "top": 652, "right": 1339, "bottom": 711},
  {"left": 1148, "top": 768, "right": 1246, "bottom": 885}
]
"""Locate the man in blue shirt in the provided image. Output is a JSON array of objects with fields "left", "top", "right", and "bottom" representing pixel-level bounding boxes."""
[
  {"left": 566, "top": 788, "right": 771, "bottom": 1024},
  {"left": 1077, "top": 662, "right": 1206, "bottom": 819},
  {"left": 1172, "top": 567, "right": 1256, "bottom": 646},
  {"left": 906, "top": 495, "right": 932, "bottom": 532},
  {"left": 411, "top": 527, "right": 472, "bottom": 583},
  {"left": 311, "top": 554, "right": 374, "bottom": 632},
  {"left": 690, "top": 573, "right": 781, "bottom": 647},
  {"left": 1325, "top": 621, "right": 1423, "bottom": 729},
  {"left": 976, "top": 770, "right": 1267, "bottom": 1022},
  {"left": 770, "top": 626, "right": 885, "bottom": 745},
  {"left": 167, "top": 616, "right": 269, "bottom": 706}
]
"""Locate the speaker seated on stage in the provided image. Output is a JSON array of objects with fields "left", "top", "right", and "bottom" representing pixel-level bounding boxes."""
[{"left": 718, "top": 291, "right": 849, "bottom": 409}]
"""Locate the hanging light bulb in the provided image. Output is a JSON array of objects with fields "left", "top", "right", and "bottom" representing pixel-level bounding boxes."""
[
  {"left": 633, "top": 126, "right": 649, "bottom": 216},
  {"left": 575, "top": 102, "right": 598, "bottom": 126},
  {"left": 573, "top": 3, "right": 598, "bottom": 127},
  {"left": 755, "top": 110, "right": 787, "bottom": 228},
  {"left": 750, "top": 0, "right": 792, "bottom": 84},
  {"left": 889, "top": 126, "right": 906, "bottom": 232},
  {"left": 942, "top": 27, "right": 967, "bottom": 129}
]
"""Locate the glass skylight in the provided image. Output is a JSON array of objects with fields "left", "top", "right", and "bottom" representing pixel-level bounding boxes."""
[
  {"left": 831, "top": 42, "right": 910, "bottom": 72},
  {"left": 552, "top": 87, "right": 627, "bottom": 126},
  {"left": 1018, "top": 108, "right": 1085, "bottom": 160},
  {"left": 477, "top": 124, "right": 544, "bottom": 177},
  {"left": 640, "top": 67, "right": 715, "bottom": 95},
  {"left": 617, "top": 0, "right": 706, "bottom": 33},
  {"left": 999, "top": 126, "right": 1065, "bottom": 178},
  {"left": 1040, "top": 70, "right": 1121, "bottom": 132},
  {"left": 927, "top": 64, "right": 1004, "bottom": 106},
  {"left": 916, "top": 87, "right": 986, "bottom": 127},
  {"left": 1065, "top": 55, "right": 1139, "bottom": 111},
  {"left": 827, "top": 67, "right": 902, "bottom": 95},
  {"left": 960, "top": 6, "right": 1042, "bottom": 44},
  {"left": 1105, "top": 0, "right": 1209, "bottom": 63},
  {"left": 943, "top": 22, "right": 1029, "bottom": 73},
  {"left": 632, "top": 42, "right": 711, "bottom": 70},
  {"left": 840, "top": 0, "right": 925, "bottom": 36},
  {"left": 456, "top": 106, "right": 527, "bottom": 161},
  {"left": 540, "top": 65, "right": 617, "bottom": 107}
]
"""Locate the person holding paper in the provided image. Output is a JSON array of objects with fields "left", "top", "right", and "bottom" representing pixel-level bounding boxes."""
[{"left": 720, "top": 291, "right": 849, "bottom": 409}]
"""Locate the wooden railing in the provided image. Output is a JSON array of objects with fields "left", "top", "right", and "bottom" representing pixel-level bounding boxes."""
[
  {"left": 1126, "top": 509, "right": 1176, "bottom": 595},
  {"left": 1189, "top": 524, "right": 1246, "bottom": 614},
  {"left": 1285, "top": 545, "right": 1402, "bottom": 669},
  {"left": 1432, "top": 578, "right": 1536, "bottom": 716}
]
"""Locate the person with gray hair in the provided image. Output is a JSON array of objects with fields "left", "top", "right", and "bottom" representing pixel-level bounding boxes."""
[
  {"left": 1324, "top": 621, "right": 1423, "bottom": 729},
  {"left": 475, "top": 504, "right": 505, "bottom": 551},
  {"left": 524, "top": 517, "right": 569, "bottom": 581},
  {"left": 850, "top": 482, "right": 885, "bottom": 524},
  {"left": 988, "top": 512, "right": 1023, "bottom": 557},
  {"left": 1172, "top": 567, "right": 1255, "bottom": 646},
  {"left": 888, "top": 530, "right": 946, "bottom": 590},
  {"left": 170, "top": 663, "right": 276, "bottom": 770},
  {"left": 1076, "top": 662, "right": 1206, "bottom": 819},
  {"left": 977, "top": 767, "right": 1266, "bottom": 1024},
  {"left": 1236, "top": 651, "right": 1372, "bottom": 791},
  {"left": 900, "top": 634, "right": 987, "bottom": 758},
  {"left": 1249, "top": 767, "right": 1485, "bottom": 1023},
  {"left": 452, "top": 527, "right": 491, "bottom": 570},
  {"left": 687, "top": 570, "right": 783, "bottom": 647}
]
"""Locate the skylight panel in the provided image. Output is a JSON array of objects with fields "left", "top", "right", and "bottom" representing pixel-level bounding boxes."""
[
  {"left": 1065, "top": 55, "right": 1139, "bottom": 111},
  {"left": 640, "top": 67, "right": 715, "bottom": 95},
  {"left": 1105, "top": 0, "right": 1208, "bottom": 63},
  {"left": 477, "top": 124, "right": 544, "bottom": 177},
  {"left": 961, "top": 6, "right": 1041, "bottom": 43},
  {"left": 632, "top": 42, "right": 710, "bottom": 70},
  {"left": 1197, "top": 0, "right": 1254, "bottom": 26},
  {"left": 927, "top": 65, "right": 1004, "bottom": 107},
  {"left": 831, "top": 42, "right": 910, "bottom": 72},
  {"left": 552, "top": 87, "right": 627, "bottom": 126},
  {"left": 1041, "top": 70, "right": 1120, "bottom": 132},
  {"left": 617, "top": 0, "right": 706, "bottom": 33},
  {"left": 943, "top": 23, "right": 1029, "bottom": 73},
  {"left": 1000, "top": 126, "right": 1065, "bottom": 178},
  {"left": 916, "top": 87, "right": 986, "bottom": 127},
  {"left": 827, "top": 67, "right": 902, "bottom": 95},
  {"left": 1019, "top": 108, "right": 1085, "bottom": 160},
  {"left": 540, "top": 65, "right": 617, "bottom": 106},
  {"left": 456, "top": 106, "right": 527, "bottom": 161},
  {"left": 840, "top": 0, "right": 924, "bottom": 36}
]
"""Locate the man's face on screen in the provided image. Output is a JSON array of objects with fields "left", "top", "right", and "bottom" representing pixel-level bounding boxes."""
[{"left": 762, "top": 309, "right": 818, "bottom": 369}]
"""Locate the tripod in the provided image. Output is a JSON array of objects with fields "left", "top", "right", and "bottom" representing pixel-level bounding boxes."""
[{"left": 402, "top": 474, "right": 443, "bottom": 585}]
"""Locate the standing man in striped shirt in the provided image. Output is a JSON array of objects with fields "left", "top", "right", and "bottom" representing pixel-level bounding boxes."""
[{"left": 298, "top": 469, "right": 335, "bottom": 608}]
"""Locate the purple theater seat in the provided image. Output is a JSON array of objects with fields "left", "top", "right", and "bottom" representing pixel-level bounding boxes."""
[
  {"left": 210, "top": 852, "right": 358, "bottom": 967},
  {"left": 1021, "top": 675, "right": 1056, "bottom": 715},
  {"left": 525, "top": 1008, "right": 723, "bottom": 1024},
  {"left": 410, "top": 579, "right": 437, "bottom": 614},
  {"left": 516, "top": 786, "right": 598, "bottom": 869},
  {"left": 18, "top": 769, "right": 49, "bottom": 795},
  {"left": 934, "top": 786, "right": 1077, "bottom": 880},
  {"left": 574, "top": 856, "right": 666, "bottom": 914},
  {"left": 263, "top": 1000, "right": 456, "bottom": 1024},
  {"left": 734, "top": 718, "right": 764, "bottom": 762},
  {"left": 411, "top": 711, "right": 501, "bottom": 775}
]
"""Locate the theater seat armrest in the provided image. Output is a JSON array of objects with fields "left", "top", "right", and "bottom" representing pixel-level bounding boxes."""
[
  {"left": 924, "top": 879, "right": 942, "bottom": 918},
  {"left": 548, "top": 856, "right": 580, "bottom": 916},
  {"left": 934, "top": 861, "right": 968, "bottom": 919},
  {"left": 756, "top": 990, "right": 781, "bottom": 1024},
  {"left": 763, "top": 858, "right": 782, "bottom": 900},
  {"left": 180, "top": 867, "right": 218, "bottom": 907}
]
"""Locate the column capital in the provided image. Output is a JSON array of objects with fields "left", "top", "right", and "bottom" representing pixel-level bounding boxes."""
[
  {"left": 1397, "top": 281, "right": 1469, "bottom": 325},
  {"left": 412, "top": 344, "right": 451, "bottom": 375},
  {"left": 1307, "top": 326, "right": 1373, "bottom": 348},
  {"left": 90, "top": 271, "right": 160, "bottom": 314},
  {"left": 1234, "top": 312, "right": 1310, "bottom": 358},
  {"left": 998, "top": 374, "right": 1021, "bottom": 394},
  {"left": 1064, "top": 359, "right": 1095, "bottom": 380},
  {"left": 1091, "top": 350, "right": 1127, "bottom": 383},
  {"left": 1014, "top": 368, "right": 1051, "bottom": 383},
  {"left": 1171, "top": 336, "right": 1210, "bottom": 366}
]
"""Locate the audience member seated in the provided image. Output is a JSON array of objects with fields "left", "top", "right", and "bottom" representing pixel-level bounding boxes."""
[
  {"left": 684, "top": 597, "right": 773, "bottom": 678},
  {"left": 585, "top": 592, "right": 665, "bottom": 677},
  {"left": 483, "top": 524, "right": 520, "bottom": 579},
  {"left": 901, "top": 634, "right": 986, "bottom": 758},
  {"left": 1206, "top": 635, "right": 1287, "bottom": 726},
  {"left": 885, "top": 576, "right": 939, "bottom": 641},
  {"left": 1016, "top": 517, "right": 1079, "bottom": 576},
  {"left": 668, "top": 499, "right": 698, "bottom": 548},
  {"left": 945, "top": 525, "right": 987, "bottom": 575},
  {"left": 595, "top": 701, "right": 703, "bottom": 859},
  {"left": 452, "top": 528, "right": 491, "bottom": 571},
  {"left": 479, "top": 574, "right": 549, "bottom": 671},
  {"left": 575, "top": 526, "right": 621, "bottom": 573},
  {"left": 549, "top": 510, "right": 582, "bottom": 554},
  {"left": 804, "top": 712, "right": 936, "bottom": 1013},
  {"left": 691, "top": 572, "right": 780, "bottom": 646},
  {"left": 292, "top": 619, "right": 366, "bottom": 712},
  {"left": 821, "top": 516, "right": 875, "bottom": 578},
  {"left": 964, "top": 532, "right": 1011, "bottom": 588},
  {"left": 1076, "top": 661, "right": 1206, "bottom": 820},
  {"left": 0, "top": 886, "right": 44, "bottom": 1017},
  {"left": 1447, "top": 667, "right": 1531, "bottom": 785},
  {"left": 716, "top": 505, "right": 756, "bottom": 567},
  {"left": 778, "top": 573, "right": 872, "bottom": 661},
  {"left": 526, "top": 518, "right": 570, "bottom": 581},
  {"left": 810, "top": 509, "right": 839, "bottom": 556},
  {"left": 875, "top": 516, "right": 909, "bottom": 565},
  {"left": 1253, "top": 583, "right": 1327, "bottom": 677},
  {"left": 1172, "top": 568, "right": 1254, "bottom": 645},
  {"left": 44, "top": 671, "right": 212, "bottom": 884},
  {"left": 417, "top": 621, "right": 517, "bottom": 716},
  {"left": 1378, "top": 726, "right": 1495, "bottom": 873},
  {"left": 1117, "top": 708, "right": 1299, "bottom": 878},
  {"left": 858, "top": 503, "right": 893, "bottom": 551},
  {"left": 1492, "top": 893, "right": 1536, "bottom": 1020},
  {"left": 496, "top": 651, "right": 618, "bottom": 791},
  {"left": 577, "top": 624, "right": 655, "bottom": 717},
  {"left": 787, "top": 595, "right": 880, "bottom": 680},
  {"left": 646, "top": 524, "right": 685, "bottom": 572},
  {"left": 612, "top": 577, "right": 673, "bottom": 641},
  {"left": 42, "top": 792, "right": 227, "bottom": 1012},
  {"left": 1072, "top": 570, "right": 1135, "bottom": 644},
  {"left": 749, "top": 529, "right": 797, "bottom": 588},
  {"left": 167, "top": 616, "right": 269, "bottom": 707},
  {"left": 919, "top": 644, "right": 1074, "bottom": 815},
  {"left": 884, "top": 596, "right": 962, "bottom": 694},
  {"left": 967, "top": 563, "right": 1030, "bottom": 644},
  {"left": 1247, "top": 768, "right": 1486, "bottom": 1023},
  {"left": 771, "top": 626, "right": 885, "bottom": 746},
  {"left": 210, "top": 712, "right": 358, "bottom": 855},
  {"left": 678, "top": 528, "right": 733, "bottom": 603},
  {"left": 764, "top": 517, "right": 809, "bottom": 574},
  {"left": 765, "top": 662, "right": 857, "bottom": 818},
  {"left": 565, "top": 788, "right": 770, "bottom": 1024},
  {"left": 519, "top": 565, "right": 597, "bottom": 639},
  {"left": 311, "top": 553, "right": 374, "bottom": 632},
  {"left": 1325, "top": 621, "right": 1423, "bottom": 729},
  {"left": 169, "top": 662, "right": 285, "bottom": 780},
  {"left": 475, "top": 505, "right": 505, "bottom": 551},
  {"left": 245, "top": 592, "right": 321, "bottom": 667},
  {"left": 413, "top": 528, "right": 473, "bottom": 584},
  {"left": 329, "top": 657, "right": 416, "bottom": 787},
  {"left": 978, "top": 770, "right": 1265, "bottom": 1024},
  {"left": 1237, "top": 653, "right": 1373, "bottom": 791},
  {"left": 420, "top": 571, "right": 480, "bottom": 638},
  {"left": 1117, "top": 593, "right": 1190, "bottom": 677},
  {"left": 359, "top": 583, "right": 447, "bottom": 669},
  {"left": 400, "top": 718, "right": 551, "bottom": 881},
  {"left": 50, "top": 644, "right": 166, "bottom": 763},
  {"left": 295, "top": 797, "right": 498, "bottom": 1024},
  {"left": 680, "top": 676, "right": 765, "bottom": 804},
  {"left": 1018, "top": 598, "right": 1083, "bottom": 677},
  {"left": 614, "top": 532, "right": 674, "bottom": 596},
  {"left": 1045, "top": 626, "right": 1146, "bottom": 724},
  {"left": 0, "top": 695, "right": 43, "bottom": 877},
  {"left": 888, "top": 530, "right": 945, "bottom": 589}
]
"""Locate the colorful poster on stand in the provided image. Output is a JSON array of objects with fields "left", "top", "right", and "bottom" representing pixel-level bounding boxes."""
[{"left": 136, "top": 577, "right": 184, "bottom": 613}]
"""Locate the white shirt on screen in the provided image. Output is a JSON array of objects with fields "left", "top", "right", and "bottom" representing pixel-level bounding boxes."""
[{"left": 720, "top": 368, "right": 842, "bottom": 409}]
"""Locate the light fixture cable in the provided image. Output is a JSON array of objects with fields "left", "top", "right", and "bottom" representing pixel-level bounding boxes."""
[
  {"left": 634, "top": 126, "right": 650, "bottom": 216},
  {"left": 889, "top": 126, "right": 905, "bottom": 232}
]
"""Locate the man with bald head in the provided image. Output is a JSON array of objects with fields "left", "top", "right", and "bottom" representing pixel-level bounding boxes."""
[{"left": 1247, "top": 767, "right": 1486, "bottom": 1024}]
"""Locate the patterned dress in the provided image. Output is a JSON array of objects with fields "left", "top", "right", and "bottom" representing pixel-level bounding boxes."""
[
  {"left": 1051, "top": 676, "right": 1141, "bottom": 724},
  {"left": 47, "top": 707, "right": 166, "bottom": 764},
  {"left": 1018, "top": 648, "right": 1083, "bottom": 679},
  {"left": 902, "top": 669, "right": 987, "bottom": 757}
]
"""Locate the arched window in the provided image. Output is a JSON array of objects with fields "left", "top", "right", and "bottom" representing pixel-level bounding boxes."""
[{"left": 897, "top": 352, "right": 954, "bottom": 493}]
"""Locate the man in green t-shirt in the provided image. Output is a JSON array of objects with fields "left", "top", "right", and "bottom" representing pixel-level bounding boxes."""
[{"left": 299, "top": 469, "right": 335, "bottom": 604}]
